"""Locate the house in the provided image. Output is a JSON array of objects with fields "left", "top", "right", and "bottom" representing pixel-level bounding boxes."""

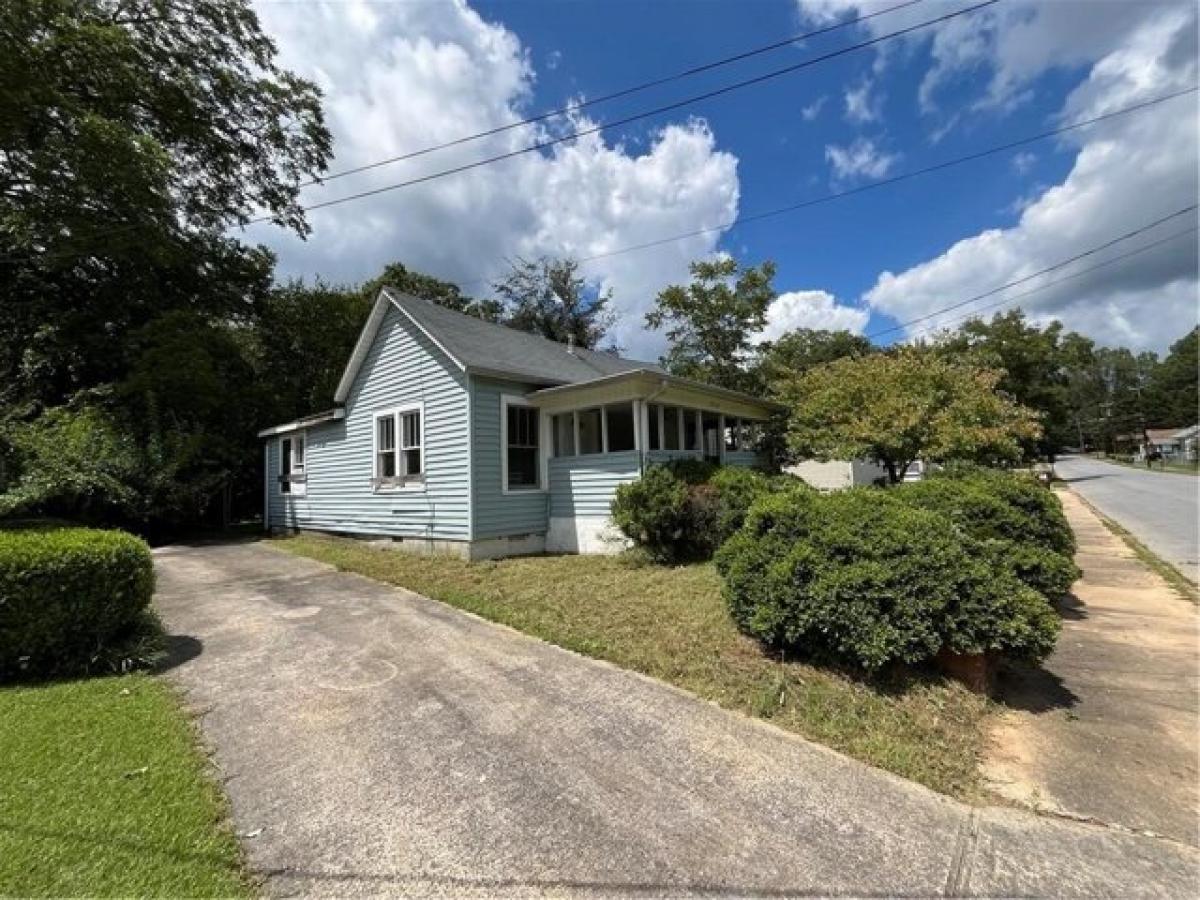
[
  {"left": 259, "top": 287, "right": 781, "bottom": 559},
  {"left": 787, "top": 459, "right": 888, "bottom": 490},
  {"left": 1137, "top": 427, "right": 1195, "bottom": 460},
  {"left": 1137, "top": 425, "right": 1199, "bottom": 462}
]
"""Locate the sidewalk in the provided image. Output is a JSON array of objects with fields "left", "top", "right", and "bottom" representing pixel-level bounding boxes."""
[{"left": 984, "top": 489, "right": 1200, "bottom": 845}]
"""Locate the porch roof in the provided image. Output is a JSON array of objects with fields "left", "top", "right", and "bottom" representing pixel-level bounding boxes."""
[{"left": 524, "top": 369, "right": 785, "bottom": 421}]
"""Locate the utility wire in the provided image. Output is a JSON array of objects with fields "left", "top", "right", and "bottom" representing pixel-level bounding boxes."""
[
  {"left": 448, "top": 85, "right": 1196, "bottom": 291},
  {"left": 306, "top": 0, "right": 929, "bottom": 187},
  {"left": 0, "top": 0, "right": 993, "bottom": 264},
  {"left": 260, "top": 0, "right": 999, "bottom": 220},
  {"left": 864, "top": 205, "right": 1199, "bottom": 340},
  {"left": 1, "top": 82, "right": 1190, "bottom": 271},
  {"left": 904, "top": 226, "right": 1199, "bottom": 340}
]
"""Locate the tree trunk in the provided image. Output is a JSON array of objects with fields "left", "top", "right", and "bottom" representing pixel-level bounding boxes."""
[{"left": 884, "top": 460, "right": 900, "bottom": 485}]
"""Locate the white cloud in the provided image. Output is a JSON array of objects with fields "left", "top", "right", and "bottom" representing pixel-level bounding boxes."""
[
  {"left": 249, "top": 0, "right": 741, "bottom": 359},
  {"left": 801, "top": 95, "right": 828, "bottom": 121},
  {"left": 844, "top": 76, "right": 882, "bottom": 123},
  {"left": 1011, "top": 151, "right": 1037, "bottom": 175},
  {"left": 864, "top": 6, "right": 1199, "bottom": 352},
  {"left": 754, "top": 290, "right": 869, "bottom": 343},
  {"left": 824, "top": 137, "right": 898, "bottom": 181}
]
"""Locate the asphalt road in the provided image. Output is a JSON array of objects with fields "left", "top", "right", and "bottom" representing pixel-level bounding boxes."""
[
  {"left": 153, "top": 541, "right": 1198, "bottom": 897},
  {"left": 1055, "top": 454, "right": 1199, "bottom": 583}
]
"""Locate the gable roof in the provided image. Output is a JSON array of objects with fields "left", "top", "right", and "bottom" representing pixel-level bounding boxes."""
[{"left": 334, "top": 287, "right": 663, "bottom": 402}]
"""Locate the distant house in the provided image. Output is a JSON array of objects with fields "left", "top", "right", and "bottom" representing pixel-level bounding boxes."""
[
  {"left": 1139, "top": 425, "right": 1200, "bottom": 461},
  {"left": 259, "top": 288, "right": 781, "bottom": 558}
]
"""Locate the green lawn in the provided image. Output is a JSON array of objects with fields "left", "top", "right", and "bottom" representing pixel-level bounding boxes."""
[
  {"left": 276, "top": 535, "right": 991, "bottom": 799},
  {"left": 0, "top": 674, "right": 250, "bottom": 898}
]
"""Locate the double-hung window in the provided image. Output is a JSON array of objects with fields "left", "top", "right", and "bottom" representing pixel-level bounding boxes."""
[
  {"left": 504, "top": 398, "right": 542, "bottom": 491},
  {"left": 279, "top": 433, "right": 306, "bottom": 496},
  {"left": 374, "top": 406, "right": 423, "bottom": 488}
]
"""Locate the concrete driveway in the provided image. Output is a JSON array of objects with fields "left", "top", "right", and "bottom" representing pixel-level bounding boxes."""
[
  {"left": 1056, "top": 454, "right": 1199, "bottom": 583},
  {"left": 153, "top": 541, "right": 1198, "bottom": 898}
]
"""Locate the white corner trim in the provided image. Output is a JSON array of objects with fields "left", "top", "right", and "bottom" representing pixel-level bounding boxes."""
[{"left": 500, "top": 393, "right": 548, "bottom": 495}]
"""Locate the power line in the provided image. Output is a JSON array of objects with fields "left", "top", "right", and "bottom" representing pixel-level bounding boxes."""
[
  {"left": 1, "top": 83, "right": 1190, "bottom": 273},
  {"left": 447, "top": 85, "right": 1196, "bottom": 291},
  {"left": 864, "top": 204, "right": 1199, "bottom": 341},
  {"left": 260, "top": 0, "right": 999, "bottom": 220},
  {"left": 904, "top": 226, "right": 1199, "bottom": 340},
  {"left": 0, "top": 0, "right": 985, "bottom": 265},
  {"left": 306, "top": 0, "right": 929, "bottom": 187}
]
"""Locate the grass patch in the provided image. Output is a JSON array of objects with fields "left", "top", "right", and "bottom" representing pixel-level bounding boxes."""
[
  {"left": 0, "top": 673, "right": 250, "bottom": 898},
  {"left": 275, "top": 535, "right": 991, "bottom": 798}
]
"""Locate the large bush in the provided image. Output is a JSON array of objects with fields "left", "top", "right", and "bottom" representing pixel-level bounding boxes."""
[
  {"left": 715, "top": 489, "right": 1059, "bottom": 671},
  {"left": 0, "top": 527, "right": 156, "bottom": 680},
  {"left": 611, "top": 461, "right": 797, "bottom": 563},
  {"left": 898, "top": 470, "right": 1079, "bottom": 599}
]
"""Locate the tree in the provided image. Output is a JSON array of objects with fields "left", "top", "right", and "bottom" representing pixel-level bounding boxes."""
[
  {"left": 779, "top": 349, "right": 1042, "bottom": 484},
  {"left": 363, "top": 262, "right": 501, "bottom": 322},
  {"left": 1, "top": 0, "right": 332, "bottom": 403},
  {"left": 933, "top": 311, "right": 1072, "bottom": 455},
  {"left": 757, "top": 328, "right": 873, "bottom": 388},
  {"left": 646, "top": 258, "right": 776, "bottom": 391},
  {"left": 0, "top": 0, "right": 331, "bottom": 530},
  {"left": 1145, "top": 328, "right": 1198, "bottom": 426},
  {"left": 490, "top": 257, "right": 615, "bottom": 349}
]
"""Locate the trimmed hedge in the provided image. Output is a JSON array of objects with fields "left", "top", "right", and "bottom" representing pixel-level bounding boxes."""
[
  {"left": 0, "top": 527, "right": 155, "bottom": 681},
  {"left": 715, "top": 488, "right": 1060, "bottom": 671},
  {"left": 897, "top": 470, "right": 1080, "bottom": 599},
  {"left": 611, "top": 461, "right": 800, "bottom": 563}
]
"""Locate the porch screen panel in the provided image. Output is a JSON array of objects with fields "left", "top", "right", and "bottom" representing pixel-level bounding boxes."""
[
  {"left": 577, "top": 408, "right": 603, "bottom": 455},
  {"left": 606, "top": 403, "right": 635, "bottom": 453}
]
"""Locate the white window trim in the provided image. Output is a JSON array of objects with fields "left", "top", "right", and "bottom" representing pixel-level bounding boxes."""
[
  {"left": 501, "top": 394, "right": 548, "bottom": 494},
  {"left": 372, "top": 403, "right": 426, "bottom": 492},
  {"left": 279, "top": 431, "right": 307, "bottom": 496}
]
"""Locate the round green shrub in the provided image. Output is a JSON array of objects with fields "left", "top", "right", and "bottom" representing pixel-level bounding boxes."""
[
  {"left": 928, "top": 466, "right": 1076, "bottom": 555},
  {"left": 898, "top": 473, "right": 1080, "bottom": 599},
  {"left": 715, "top": 488, "right": 1060, "bottom": 671},
  {"left": 612, "top": 462, "right": 798, "bottom": 563},
  {"left": 611, "top": 466, "right": 691, "bottom": 563},
  {"left": 0, "top": 526, "right": 155, "bottom": 680}
]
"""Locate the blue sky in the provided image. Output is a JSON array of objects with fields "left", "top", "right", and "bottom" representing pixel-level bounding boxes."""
[{"left": 252, "top": 0, "right": 1198, "bottom": 357}]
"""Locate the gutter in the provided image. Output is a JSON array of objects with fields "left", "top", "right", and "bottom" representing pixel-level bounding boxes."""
[{"left": 257, "top": 407, "right": 346, "bottom": 438}]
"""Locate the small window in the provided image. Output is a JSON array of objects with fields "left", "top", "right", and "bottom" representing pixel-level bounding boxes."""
[
  {"left": 505, "top": 401, "right": 540, "bottom": 490},
  {"left": 647, "top": 404, "right": 661, "bottom": 451},
  {"left": 663, "top": 407, "right": 681, "bottom": 451},
  {"left": 376, "top": 415, "right": 396, "bottom": 478},
  {"left": 552, "top": 413, "right": 575, "bottom": 457},
  {"left": 578, "top": 408, "right": 603, "bottom": 455},
  {"left": 279, "top": 433, "right": 306, "bottom": 495},
  {"left": 280, "top": 437, "right": 293, "bottom": 494},
  {"left": 401, "top": 409, "right": 422, "bottom": 477},
  {"left": 606, "top": 403, "right": 635, "bottom": 453},
  {"left": 374, "top": 407, "right": 423, "bottom": 488}
]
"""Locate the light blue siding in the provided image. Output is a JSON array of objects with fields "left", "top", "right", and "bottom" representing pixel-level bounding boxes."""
[
  {"left": 469, "top": 376, "right": 548, "bottom": 539},
  {"left": 549, "top": 451, "right": 641, "bottom": 518},
  {"left": 267, "top": 304, "right": 470, "bottom": 539},
  {"left": 723, "top": 450, "right": 763, "bottom": 468}
]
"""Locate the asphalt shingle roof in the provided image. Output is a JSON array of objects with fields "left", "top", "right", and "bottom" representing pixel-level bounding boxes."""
[{"left": 387, "top": 288, "right": 664, "bottom": 386}]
